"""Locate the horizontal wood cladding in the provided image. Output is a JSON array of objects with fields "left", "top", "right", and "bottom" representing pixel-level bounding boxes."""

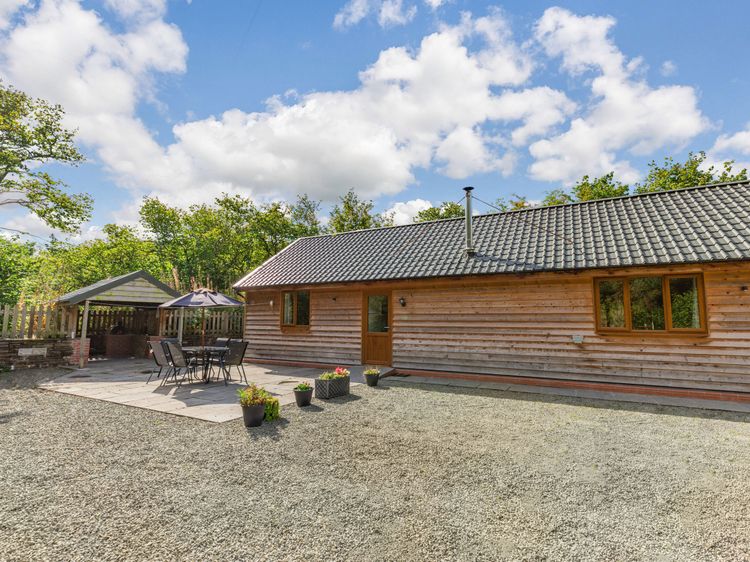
[
  {"left": 243, "top": 290, "right": 361, "bottom": 364},
  {"left": 90, "top": 278, "right": 176, "bottom": 304},
  {"left": 391, "top": 263, "right": 750, "bottom": 392},
  {"left": 240, "top": 262, "right": 750, "bottom": 392}
]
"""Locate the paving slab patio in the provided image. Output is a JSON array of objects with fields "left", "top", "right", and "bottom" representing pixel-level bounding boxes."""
[{"left": 40, "top": 358, "right": 362, "bottom": 422}]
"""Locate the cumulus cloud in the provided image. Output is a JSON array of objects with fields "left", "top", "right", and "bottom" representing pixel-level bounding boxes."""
[
  {"left": 660, "top": 60, "right": 677, "bottom": 77},
  {"left": 378, "top": 0, "right": 416, "bottom": 27},
  {"left": 385, "top": 198, "right": 432, "bottom": 224},
  {"left": 0, "top": 0, "right": 27, "bottom": 29},
  {"left": 528, "top": 7, "right": 707, "bottom": 184},
  {"left": 707, "top": 124, "right": 750, "bottom": 173},
  {"left": 0, "top": 2, "right": 713, "bottom": 231}
]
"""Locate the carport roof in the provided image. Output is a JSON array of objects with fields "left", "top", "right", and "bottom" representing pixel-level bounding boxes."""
[{"left": 56, "top": 270, "right": 180, "bottom": 305}]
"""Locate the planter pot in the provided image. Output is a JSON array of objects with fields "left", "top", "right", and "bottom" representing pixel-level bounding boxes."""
[
  {"left": 364, "top": 373, "right": 380, "bottom": 387},
  {"left": 294, "top": 388, "right": 313, "bottom": 407},
  {"left": 241, "top": 404, "right": 265, "bottom": 427},
  {"left": 315, "top": 376, "right": 350, "bottom": 399}
]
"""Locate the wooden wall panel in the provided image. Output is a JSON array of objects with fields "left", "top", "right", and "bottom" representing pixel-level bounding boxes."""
[
  {"left": 241, "top": 262, "right": 750, "bottom": 392},
  {"left": 243, "top": 290, "right": 361, "bottom": 364},
  {"left": 391, "top": 263, "right": 750, "bottom": 392}
]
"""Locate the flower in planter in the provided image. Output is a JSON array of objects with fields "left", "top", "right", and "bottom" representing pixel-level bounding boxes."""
[
  {"left": 294, "top": 382, "right": 312, "bottom": 391},
  {"left": 363, "top": 368, "right": 380, "bottom": 376},
  {"left": 320, "top": 367, "right": 351, "bottom": 380},
  {"left": 237, "top": 384, "right": 280, "bottom": 421}
]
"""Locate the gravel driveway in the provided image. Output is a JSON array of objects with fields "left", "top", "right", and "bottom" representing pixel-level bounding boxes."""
[{"left": 2, "top": 367, "right": 750, "bottom": 561}]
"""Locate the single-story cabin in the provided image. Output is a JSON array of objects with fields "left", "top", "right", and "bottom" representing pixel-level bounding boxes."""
[{"left": 233, "top": 181, "right": 750, "bottom": 398}]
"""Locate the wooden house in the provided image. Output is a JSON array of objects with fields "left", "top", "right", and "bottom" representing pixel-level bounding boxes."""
[{"left": 234, "top": 181, "right": 750, "bottom": 397}]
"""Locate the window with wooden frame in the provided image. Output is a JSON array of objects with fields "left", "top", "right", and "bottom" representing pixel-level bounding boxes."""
[
  {"left": 594, "top": 274, "right": 706, "bottom": 334},
  {"left": 281, "top": 291, "right": 310, "bottom": 328}
]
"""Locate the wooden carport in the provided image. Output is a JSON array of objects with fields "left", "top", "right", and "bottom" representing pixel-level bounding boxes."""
[{"left": 56, "top": 271, "right": 180, "bottom": 367}]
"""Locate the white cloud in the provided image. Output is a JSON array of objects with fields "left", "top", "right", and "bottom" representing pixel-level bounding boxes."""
[
  {"left": 707, "top": 124, "right": 750, "bottom": 174},
  {"left": 104, "top": 0, "right": 166, "bottom": 21},
  {"left": 1, "top": 6, "right": 564, "bottom": 211},
  {"left": 1, "top": 212, "right": 104, "bottom": 242},
  {"left": 333, "top": 0, "right": 371, "bottom": 29},
  {"left": 528, "top": 7, "right": 707, "bottom": 184},
  {"left": 0, "top": 2, "right": 716, "bottom": 227},
  {"left": 378, "top": 0, "right": 416, "bottom": 27},
  {"left": 424, "top": 0, "right": 445, "bottom": 9},
  {"left": 660, "top": 60, "right": 677, "bottom": 77},
  {"left": 385, "top": 198, "right": 432, "bottom": 224},
  {"left": 0, "top": 0, "right": 27, "bottom": 29},
  {"left": 334, "top": 0, "right": 417, "bottom": 29}
]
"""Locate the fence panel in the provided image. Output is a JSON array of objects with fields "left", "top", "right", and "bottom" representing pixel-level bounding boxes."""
[
  {"left": 0, "top": 304, "right": 71, "bottom": 340},
  {"left": 160, "top": 308, "right": 244, "bottom": 339}
]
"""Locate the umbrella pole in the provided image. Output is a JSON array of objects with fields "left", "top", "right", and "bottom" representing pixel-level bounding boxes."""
[{"left": 201, "top": 308, "right": 206, "bottom": 347}]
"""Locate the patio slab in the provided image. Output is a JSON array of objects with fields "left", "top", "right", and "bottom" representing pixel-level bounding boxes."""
[{"left": 40, "top": 358, "right": 361, "bottom": 422}]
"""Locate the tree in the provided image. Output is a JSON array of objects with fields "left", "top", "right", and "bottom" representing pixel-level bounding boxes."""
[
  {"left": 541, "top": 188, "right": 574, "bottom": 207},
  {"left": 414, "top": 201, "right": 464, "bottom": 222},
  {"left": 328, "top": 189, "right": 393, "bottom": 233},
  {"left": 290, "top": 194, "right": 323, "bottom": 237},
  {"left": 494, "top": 194, "right": 532, "bottom": 212},
  {"left": 0, "top": 236, "right": 37, "bottom": 305},
  {"left": 572, "top": 172, "right": 630, "bottom": 201},
  {"left": 635, "top": 151, "right": 747, "bottom": 194},
  {"left": 0, "top": 82, "right": 92, "bottom": 233}
]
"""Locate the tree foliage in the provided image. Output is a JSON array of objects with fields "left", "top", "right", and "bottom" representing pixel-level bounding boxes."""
[
  {"left": 328, "top": 189, "right": 393, "bottom": 233},
  {"left": 414, "top": 201, "right": 464, "bottom": 222},
  {"left": 0, "top": 236, "right": 37, "bottom": 306},
  {"left": 0, "top": 82, "right": 92, "bottom": 233},
  {"left": 634, "top": 151, "right": 747, "bottom": 194}
]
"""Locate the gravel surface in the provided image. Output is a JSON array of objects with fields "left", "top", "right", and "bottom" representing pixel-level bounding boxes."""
[{"left": 2, "top": 367, "right": 750, "bottom": 561}]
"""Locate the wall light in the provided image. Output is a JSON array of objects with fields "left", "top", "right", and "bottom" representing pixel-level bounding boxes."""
[
  {"left": 269, "top": 299, "right": 274, "bottom": 307},
  {"left": 741, "top": 286, "right": 749, "bottom": 292},
  {"left": 399, "top": 297, "right": 407, "bottom": 307}
]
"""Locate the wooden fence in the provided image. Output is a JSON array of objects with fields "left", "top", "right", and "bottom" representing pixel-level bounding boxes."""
[
  {"left": 1, "top": 304, "right": 244, "bottom": 341},
  {"left": 0, "top": 304, "right": 74, "bottom": 339},
  {"left": 160, "top": 308, "right": 244, "bottom": 339}
]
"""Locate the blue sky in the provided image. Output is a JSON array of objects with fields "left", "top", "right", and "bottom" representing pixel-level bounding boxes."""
[{"left": 2, "top": 0, "right": 750, "bottom": 238}]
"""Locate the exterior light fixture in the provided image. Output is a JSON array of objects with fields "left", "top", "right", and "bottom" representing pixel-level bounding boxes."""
[
  {"left": 741, "top": 286, "right": 749, "bottom": 292},
  {"left": 399, "top": 297, "right": 407, "bottom": 307},
  {"left": 269, "top": 299, "right": 274, "bottom": 307}
]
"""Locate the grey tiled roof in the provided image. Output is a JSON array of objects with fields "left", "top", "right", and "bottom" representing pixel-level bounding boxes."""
[{"left": 234, "top": 181, "right": 750, "bottom": 289}]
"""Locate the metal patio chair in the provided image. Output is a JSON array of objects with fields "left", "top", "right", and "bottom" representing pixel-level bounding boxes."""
[
  {"left": 147, "top": 341, "right": 173, "bottom": 383},
  {"left": 210, "top": 340, "right": 248, "bottom": 385},
  {"left": 162, "top": 341, "right": 198, "bottom": 386}
]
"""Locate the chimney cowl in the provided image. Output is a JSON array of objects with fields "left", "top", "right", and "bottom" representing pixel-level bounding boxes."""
[{"left": 463, "top": 186, "right": 475, "bottom": 256}]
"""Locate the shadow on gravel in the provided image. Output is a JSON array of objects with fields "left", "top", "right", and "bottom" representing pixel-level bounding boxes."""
[
  {"left": 297, "top": 404, "right": 325, "bottom": 413},
  {"left": 245, "top": 418, "right": 290, "bottom": 441},
  {"left": 388, "top": 380, "right": 750, "bottom": 423},
  {"left": 0, "top": 409, "right": 21, "bottom": 424}
]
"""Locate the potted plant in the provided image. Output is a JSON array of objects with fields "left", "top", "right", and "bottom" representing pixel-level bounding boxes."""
[
  {"left": 363, "top": 367, "right": 381, "bottom": 387},
  {"left": 237, "top": 384, "right": 275, "bottom": 427},
  {"left": 315, "top": 367, "right": 350, "bottom": 399},
  {"left": 293, "top": 382, "right": 314, "bottom": 407}
]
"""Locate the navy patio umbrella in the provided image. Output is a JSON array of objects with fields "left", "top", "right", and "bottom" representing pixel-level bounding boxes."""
[{"left": 159, "top": 288, "right": 244, "bottom": 346}]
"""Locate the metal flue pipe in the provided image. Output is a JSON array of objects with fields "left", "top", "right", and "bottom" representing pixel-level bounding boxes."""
[{"left": 463, "top": 186, "right": 475, "bottom": 255}]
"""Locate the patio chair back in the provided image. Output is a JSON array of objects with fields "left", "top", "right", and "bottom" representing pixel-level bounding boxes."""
[
  {"left": 149, "top": 341, "right": 171, "bottom": 367},
  {"left": 223, "top": 341, "right": 247, "bottom": 366},
  {"left": 214, "top": 337, "right": 232, "bottom": 347},
  {"left": 164, "top": 341, "right": 190, "bottom": 368}
]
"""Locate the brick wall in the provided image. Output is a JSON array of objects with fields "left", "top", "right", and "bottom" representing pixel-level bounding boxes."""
[{"left": 0, "top": 338, "right": 80, "bottom": 370}]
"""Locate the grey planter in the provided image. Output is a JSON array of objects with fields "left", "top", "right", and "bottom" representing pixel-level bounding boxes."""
[{"left": 315, "top": 376, "right": 350, "bottom": 399}]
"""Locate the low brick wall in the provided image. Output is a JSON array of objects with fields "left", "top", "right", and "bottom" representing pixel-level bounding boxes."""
[{"left": 0, "top": 338, "right": 83, "bottom": 370}]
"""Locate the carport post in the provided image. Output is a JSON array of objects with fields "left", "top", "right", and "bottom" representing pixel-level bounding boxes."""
[
  {"left": 177, "top": 308, "right": 184, "bottom": 344},
  {"left": 79, "top": 300, "right": 90, "bottom": 369}
]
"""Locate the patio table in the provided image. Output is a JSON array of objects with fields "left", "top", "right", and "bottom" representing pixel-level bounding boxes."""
[{"left": 182, "top": 346, "right": 228, "bottom": 383}]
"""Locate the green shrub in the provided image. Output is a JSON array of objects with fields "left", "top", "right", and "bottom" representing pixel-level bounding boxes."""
[{"left": 264, "top": 397, "right": 280, "bottom": 421}]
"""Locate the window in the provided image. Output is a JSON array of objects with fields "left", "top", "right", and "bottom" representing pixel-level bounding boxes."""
[
  {"left": 281, "top": 291, "right": 310, "bottom": 327},
  {"left": 594, "top": 274, "right": 705, "bottom": 334}
]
